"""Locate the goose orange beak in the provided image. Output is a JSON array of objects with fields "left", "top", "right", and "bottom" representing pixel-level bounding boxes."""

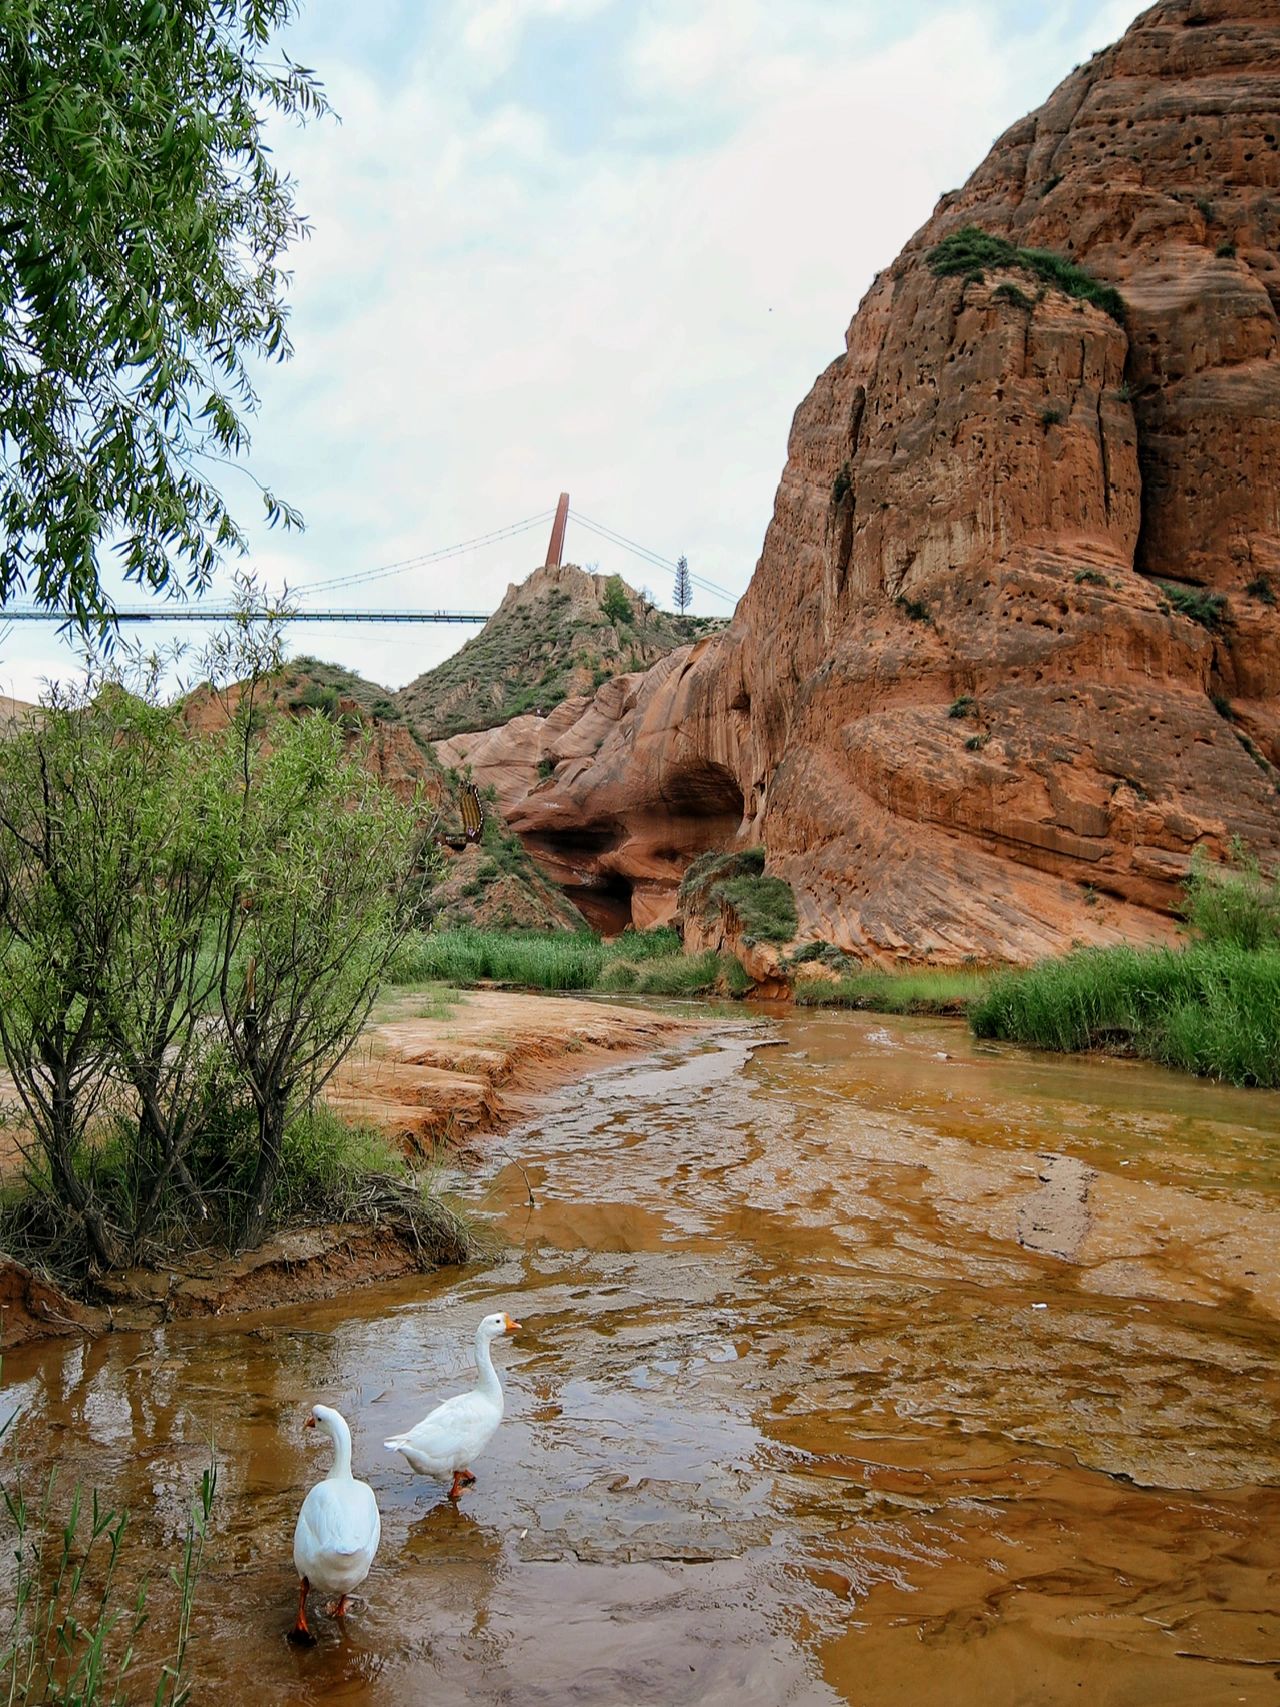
[
  {"left": 503, "top": 1314, "right": 521, "bottom": 1333},
  {"left": 303, "top": 1413, "right": 317, "bottom": 1430}
]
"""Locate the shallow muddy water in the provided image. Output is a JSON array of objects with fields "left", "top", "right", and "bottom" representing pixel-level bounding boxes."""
[{"left": 4, "top": 1009, "right": 1280, "bottom": 1705}]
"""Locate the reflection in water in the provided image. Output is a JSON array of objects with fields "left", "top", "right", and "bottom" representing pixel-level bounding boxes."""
[{"left": 2, "top": 1009, "right": 1280, "bottom": 1705}]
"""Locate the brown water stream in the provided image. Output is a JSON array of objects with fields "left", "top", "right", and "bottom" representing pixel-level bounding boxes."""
[{"left": 4, "top": 1008, "right": 1280, "bottom": 1704}]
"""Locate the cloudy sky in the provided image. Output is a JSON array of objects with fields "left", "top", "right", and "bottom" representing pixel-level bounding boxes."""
[{"left": 2, "top": 0, "right": 1146, "bottom": 703}]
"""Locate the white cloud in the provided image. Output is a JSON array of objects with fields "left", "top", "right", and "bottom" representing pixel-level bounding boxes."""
[{"left": 1, "top": 1, "right": 1149, "bottom": 703}]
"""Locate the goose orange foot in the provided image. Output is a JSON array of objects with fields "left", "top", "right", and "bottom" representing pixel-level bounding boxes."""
[
  {"left": 447, "top": 1469, "right": 477, "bottom": 1501},
  {"left": 288, "top": 1577, "right": 317, "bottom": 1647},
  {"left": 326, "top": 1594, "right": 351, "bottom": 1618}
]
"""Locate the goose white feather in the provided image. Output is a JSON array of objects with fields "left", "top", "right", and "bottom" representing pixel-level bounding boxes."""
[
  {"left": 289, "top": 1404, "right": 380, "bottom": 1643},
  {"left": 384, "top": 1310, "right": 520, "bottom": 1500}
]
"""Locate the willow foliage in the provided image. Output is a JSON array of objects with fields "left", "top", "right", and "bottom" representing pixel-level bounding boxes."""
[{"left": 0, "top": 0, "right": 327, "bottom": 624}]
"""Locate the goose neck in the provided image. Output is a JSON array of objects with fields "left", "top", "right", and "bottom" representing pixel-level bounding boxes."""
[
  {"left": 474, "top": 1328, "right": 503, "bottom": 1401},
  {"left": 325, "top": 1413, "right": 353, "bottom": 1479}
]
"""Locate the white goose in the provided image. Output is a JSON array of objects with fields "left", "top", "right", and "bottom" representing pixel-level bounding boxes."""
[
  {"left": 384, "top": 1311, "right": 521, "bottom": 1501},
  {"left": 289, "top": 1404, "right": 381, "bottom": 1645}
]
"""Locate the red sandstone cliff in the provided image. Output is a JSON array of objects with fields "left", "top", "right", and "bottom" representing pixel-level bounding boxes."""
[{"left": 507, "top": 0, "right": 1280, "bottom": 962}]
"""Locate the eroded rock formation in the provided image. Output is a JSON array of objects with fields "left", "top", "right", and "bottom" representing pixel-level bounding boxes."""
[{"left": 508, "top": 0, "right": 1280, "bottom": 961}]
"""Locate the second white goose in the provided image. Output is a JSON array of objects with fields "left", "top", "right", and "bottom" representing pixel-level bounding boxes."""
[{"left": 384, "top": 1310, "right": 520, "bottom": 1501}]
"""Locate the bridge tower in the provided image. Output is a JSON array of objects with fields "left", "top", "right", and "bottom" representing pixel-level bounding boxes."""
[{"left": 544, "top": 492, "right": 569, "bottom": 567}]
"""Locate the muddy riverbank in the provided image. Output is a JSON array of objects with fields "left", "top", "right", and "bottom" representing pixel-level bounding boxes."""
[
  {"left": 2, "top": 1007, "right": 1279, "bottom": 1704},
  {"left": 0, "top": 990, "right": 703, "bottom": 1346}
]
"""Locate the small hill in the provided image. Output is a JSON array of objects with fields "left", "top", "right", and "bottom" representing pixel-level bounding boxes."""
[
  {"left": 0, "top": 695, "right": 40, "bottom": 732},
  {"left": 180, "top": 661, "right": 588, "bottom": 932},
  {"left": 395, "top": 562, "right": 725, "bottom": 741}
]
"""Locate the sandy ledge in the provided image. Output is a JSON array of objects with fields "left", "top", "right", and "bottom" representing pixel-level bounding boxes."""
[{"left": 0, "top": 989, "right": 704, "bottom": 1348}]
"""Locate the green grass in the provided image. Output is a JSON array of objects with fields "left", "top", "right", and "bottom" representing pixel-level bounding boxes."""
[
  {"left": 966, "top": 851, "right": 1280, "bottom": 1087},
  {"left": 0, "top": 1448, "right": 216, "bottom": 1707},
  {"left": 386, "top": 925, "right": 737, "bottom": 1000},
  {"left": 273, "top": 1106, "right": 476, "bottom": 1262},
  {"left": 676, "top": 848, "right": 797, "bottom": 946},
  {"left": 711, "top": 874, "right": 798, "bottom": 944},
  {"left": 387, "top": 928, "right": 607, "bottom": 990},
  {"left": 598, "top": 949, "right": 728, "bottom": 996},
  {"left": 928, "top": 225, "right": 1125, "bottom": 321},
  {"left": 796, "top": 966, "right": 993, "bottom": 1014},
  {"left": 970, "top": 943, "right": 1280, "bottom": 1087},
  {"left": 1183, "top": 847, "right": 1280, "bottom": 950}
]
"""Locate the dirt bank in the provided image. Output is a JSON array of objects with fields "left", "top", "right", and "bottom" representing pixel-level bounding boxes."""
[
  {"left": 0, "top": 991, "right": 702, "bottom": 1347},
  {"left": 326, "top": 987, "right": 701, "bottom": 1151}
]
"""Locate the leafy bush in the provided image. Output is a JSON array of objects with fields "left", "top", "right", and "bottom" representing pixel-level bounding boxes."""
[
  {"left": 288, "top": 681, "right": 342, "bottom": 719},
  {"left": 601, "top": 576, "right": 632, "bottom": 626},
  {"left": 1245, "top": 574, "right": 1276, "bottom": 607},
  {"left": 927, "top": 225, "right": 1125, "bottom": 321},
  {"left": 0, "top": 665, "right": 425, "bottom": 1264},
  {"left": 948, "top": 696, "right": 976, "bottom": 719},
  {"left": 1074, "top": 569, "right": 1107, "bottom": 586},
  {"left": 896, "top": 596, "right": 932, "bottom": 624}
]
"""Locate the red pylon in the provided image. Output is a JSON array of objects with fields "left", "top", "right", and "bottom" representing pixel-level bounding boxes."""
[{"left": 545, "top": 493, "right": 569, "bottom": 567}]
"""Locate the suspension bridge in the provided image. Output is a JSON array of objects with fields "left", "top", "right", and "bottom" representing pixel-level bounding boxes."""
[{"left": 2, "top": 498, "right": 738, "bottom": 624}]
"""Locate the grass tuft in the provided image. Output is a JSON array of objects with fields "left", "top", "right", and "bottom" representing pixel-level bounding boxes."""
[
  {"left": 928, "top": 225, "right": 1125, "bottom": 321},
  {"left": 1155, "top": 581, "right": 1228, "bottom": 630}
]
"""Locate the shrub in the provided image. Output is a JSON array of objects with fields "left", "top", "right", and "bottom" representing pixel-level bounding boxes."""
[
  {"left": 1074, "top": 569, "right": 1107, "bottom": 586},
  {"left": 1245, "top": 574, "right": 1276, "bottom": 607},
  {"left": 601, "top": 576, "right": 632, "bottom": 626},
  {"left": 965, "top": 733, "right": 989, "bottom": 751},
  {"left": 1041, "top": 406, "right": 1064, "bottom": 427},
  {"left": 536, "top": 756, "right": 557, "bottom": 781},
  {"left": 0, "top": 669, "right": 426, "bottom": 1263},
  {"left": 896, "top": 596, "right": 932, "bottom": 624},
  {"left": 289, "top": 681, "right": 341, "bottom": 719},
  {"left": 928, "top": 225, "right": 1125, "bottom": 320},
  {"left": 1156, "top": 581, "right": 1229, "bottom": 630},
  {"left": 831, "top": 462, "right": 852, "bottom": 504},
  {"left": 1216, "top": 241, "right": 1237, "bottom": 258},
  {"left": 948, "top": 695, "right": 976, "bottom": 719}
]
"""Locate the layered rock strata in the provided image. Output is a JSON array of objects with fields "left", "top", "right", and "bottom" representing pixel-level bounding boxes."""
[{"left": 509, "top": 0, "right": 1280, "bottom": 961}]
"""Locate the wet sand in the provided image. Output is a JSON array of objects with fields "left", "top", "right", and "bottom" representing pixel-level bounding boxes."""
[{"left": 2, "top": 1008, "right": 1279, "bottom": 1704}]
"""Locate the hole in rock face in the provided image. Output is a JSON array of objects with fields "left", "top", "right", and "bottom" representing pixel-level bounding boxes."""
[
  {"left": 518, "top": 763, "right": 747, "bottom": 931},
  {"left": 576, "top": 868, "right": 634, "bottom": 937}
]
